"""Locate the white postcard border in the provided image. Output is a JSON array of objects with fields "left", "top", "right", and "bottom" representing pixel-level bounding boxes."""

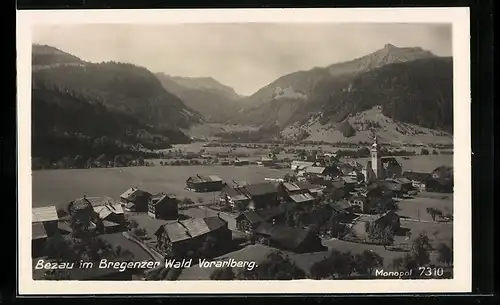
[{"left": 17, "top": 7, "right": 471, "bottom": 295}]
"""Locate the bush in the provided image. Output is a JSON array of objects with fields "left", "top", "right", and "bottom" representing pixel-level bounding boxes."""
[{"left": 338, "top": 121, "right": 356, "bottom": 138}]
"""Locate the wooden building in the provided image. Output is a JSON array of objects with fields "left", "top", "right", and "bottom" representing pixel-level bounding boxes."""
[
  {"left": 32, "top": 206, "right": 59, "bottom": 258},
  {"left": 120, "top": 187, "right": 152, "bottom": 212},
  {"left": 186, "top": 175, "right": 225, "bottom": 192},
  {"left": 252, "top": 223, "right": 326, "bottom": 253},
  {"left": 68, "top": 196, "right": 126, "bottom": 234},
  {"left": 351, "top": 211, "right": 401, "bottom": 240},
  {"left": 235, "top": 205, "right": 288, "bottom": 232},
  {"left": 402, "top": 171, "right": 433, "bottom": 191},
  {"left": 154, "top": 216, "right": 232, "bottom": 259},
  {"left": 148, "top": 193, "right": 178, "bottom": 220},
  {"left": 244, "top": 182, "right": 279, "bottom": 210}
]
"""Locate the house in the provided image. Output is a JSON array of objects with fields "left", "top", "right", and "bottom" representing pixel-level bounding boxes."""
[
  {"left": 252, "top": 223, "right": 326, "bottom": 253},
  {"left": 235, "top": 210, "right": 265, "bottom": 232},
  {"left": 219, "top": 185, "right": 253, "bottom": 211},
  {"left": 257, "top": 156, "right": 275, "bottom": 166},
  {"left": 148, "top": 193, "right": 178, "bottom": 220},
  {"left": 68, "top": 196, "right": 126, "bottom": 233},
  {"left": 384, "top": 178, "right": 412, "bottom": 197},
  {"left": 186, "top": 175, "right": 225, "bottom": 192},
  {"left": 381, "top": 157, "right": 403, "bottom": 178},
  {"left": 235, "top": 205, "right": 289, "bottom": 232},
  {"left": 294, "top": 182, "right": 325, "bottom": 197},
  {"left": 341, "top": 176, "right": 358, "bottom": 192},
  {"left": 348, "top": 194, "right": 371, "bottom": 213},
  {"left": 280, "top": 182, "right": 316, "bottom": 209},
  {"left": 32, "top": 206, "right": 59, "bottom": 257},
  {"left": 234, "top": 158, "right": 250, "bottom": 166},
  {"left": 291, "top": 161, "right": 315, "bottom": 171},
  {"left": 304, "top": 166, "right": 327, "bottom": 179},
  {"left": 402, "top": 171, "right": 433, "bottom": 191},
  {"left": 244, "top": 182, "right": 279, "bottom": 210},
  {"left": 154, "top": 216, "right": 232, "bottom": 258},
  {"left": 120, "top": 187, "right": 152, "bottom": 212},
  {"left": 351, "top": 211, "right": 401, "bottom": 240},
  {"left": 32, "top": 206, "right": 59, "bottom": 236}
]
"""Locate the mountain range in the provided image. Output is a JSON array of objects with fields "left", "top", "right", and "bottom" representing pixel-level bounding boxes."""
[
  {"left": 155, "top": 73, "right": 242, "bottom": 123},
  {"left": 31, "top": 44, "right": 201, "bottom": 165},
  {"left": 232, "top": 44, "right": 453, "bottom": 137},
  {"left": 31, "top": 43, "right": 453, "bottom": 165}
]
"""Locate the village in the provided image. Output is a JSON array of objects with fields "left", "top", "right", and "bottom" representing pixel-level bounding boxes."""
[{"left": 32, "top": 136, "right": 454, "bottom": 281}]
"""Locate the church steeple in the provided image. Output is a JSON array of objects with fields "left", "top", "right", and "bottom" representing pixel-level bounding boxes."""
[{"left": 370, "top": 135, "right": 384, "bottom": 180}]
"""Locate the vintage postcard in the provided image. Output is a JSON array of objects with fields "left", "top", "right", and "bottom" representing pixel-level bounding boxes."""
[{"left": 17, "top": 8, "right": 471, "bottom": 295}]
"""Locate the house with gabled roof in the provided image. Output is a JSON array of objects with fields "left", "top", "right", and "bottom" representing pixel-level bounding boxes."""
[
  {"left": 154, "top": 216, "right": 231, "bottom": 258},
  {"left": 32, "top": 206, "right": 59, "bottom": 257},
  {"left": 186, "top": 174, "right": 225, "bottom": 192},
  {"left": 120, "top": 187, "right": 152, "bottom": 212},
  {"left": 252, "top": 223, "right": 326, "bottom": 253},
  {"left": 235, "top": 203, "right": 291, "bottom": 233},
  {"left": 67, "top": 196, "right": 126, "bottom": 233},
  {"left": 148, "top": 192, "right": 178, "bottom": 220},
  {"left": 403, "top": 171, "right": 432, "bottom": 191}
]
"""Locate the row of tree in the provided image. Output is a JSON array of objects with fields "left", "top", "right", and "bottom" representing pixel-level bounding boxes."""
[{"left": 208, "top": 234, "right": 453, "bottom": 280}]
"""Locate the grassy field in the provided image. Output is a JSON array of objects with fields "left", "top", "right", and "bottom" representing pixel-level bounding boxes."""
[
  {"left": 32, "top": 165, "right": 289, "bottom": 208},
  {"left": 397, "top": 195, "right": 453, "bottom": 222},
  {"left": 351, "top": 155, "right": 453, "bottom": 172}
]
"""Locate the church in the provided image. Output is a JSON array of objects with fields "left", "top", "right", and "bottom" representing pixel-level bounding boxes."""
[{"left": 363, "top": 136, "right": 402, "bottom": 184}]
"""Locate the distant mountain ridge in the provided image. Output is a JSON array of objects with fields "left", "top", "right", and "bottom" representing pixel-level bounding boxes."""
[
  {"left": 230, "top": 44, "right": 453, "bottom": 141},
  {"left": 155, "top": 73, "right": 242, "bottom": 123},
  {"left": 31, "top": 44, "right": 199, "bottom": 166}
]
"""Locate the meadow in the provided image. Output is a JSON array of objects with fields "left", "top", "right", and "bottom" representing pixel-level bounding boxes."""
[{"left": 32, "top": 165, "right": 289, "bottom": 208}]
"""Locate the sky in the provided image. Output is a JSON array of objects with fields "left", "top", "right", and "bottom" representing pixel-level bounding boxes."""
[{"left": 33, "top": 23, "right": 452, "bottom": 96}]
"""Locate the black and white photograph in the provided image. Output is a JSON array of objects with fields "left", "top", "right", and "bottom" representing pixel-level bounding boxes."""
[{"left": 17, "top": 8, "right": 471, "bottom": 294}]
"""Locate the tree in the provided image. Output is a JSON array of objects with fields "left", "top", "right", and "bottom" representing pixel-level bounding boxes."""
[
  {"left": 437, "top": 243, "right": 453, "bottom": 266},
  {"left": 366, "top": 223, "right": 394, "bottom": 249},
  {"left": 421, "top": 148, "right": 430, "bottom": 155},
  {"left": 426, "top": 207, "right": 443, "bottom": 222},
  {"left": 412, "top": 232, "right": 432, "bottom": 266},
  {"left": 210, "top": 267, "right": 235, "bottom": 280},
  {"left": 354, "top": 250, "right": 384, "bottom": 277},
  {"left": 391, "top": 256, "right": 404, "bottom": 271},
  {"left": 309, "top": 257, "right": 332, "bottom": 279},
  {"left": 432, "top": 149, "right": 439, "bottom": 155},
  {"left": 200, "top": 235, "right": 217, "bottom": 258},
  {"left": 328, "top": 250, "right": 356, "bottom": 278},
  {"left": 339, "top": 121, "right": 356, "bottom": 138},
  {"left": 237, "top": 251, "right": 306, "bottom": 280}
]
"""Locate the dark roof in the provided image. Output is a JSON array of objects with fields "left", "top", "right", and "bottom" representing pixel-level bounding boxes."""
[
  {"left": 237, "top": 210, "right": 265, "bottom": 224},
  {"left": 295, "top": 182, "right": 321, "bottom": 191},
  {"left": 221, "top": 186, "right": 252, "bottom": 201},
  {"left": 302, "top": 206, "right": 332, "bottom": 225},
  {"left": 187, "top": 175, "right": 223, "bottom": 183},
  {"left": 403, "top": 171, "right": 432, "bottom": 182},
  {"left": 160, "top": 216, "right": 227, "bottom": 243},
  {"left": 70, "top": 196, "right": 115, "bottom": 210},
  {"left": 120, "top": 188, "right": 151, "bottom": 202},
  {"left": 244, "top": 182, "right": 277, "bottom": 196},
  {"left": 150, "top": 193, "right": 177, "bottom": 206},
  {"left": 255, "top": 206, "right": 285, "bottom": 221},
  {"left": 330, "top": 199, "right": 351, "bottom": 211},
  {"left": 253, "top": 223, "right": 312, "bottom": 250},
  {"left": 203, "top": 216, "right": 227, "bottom": 231}
]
